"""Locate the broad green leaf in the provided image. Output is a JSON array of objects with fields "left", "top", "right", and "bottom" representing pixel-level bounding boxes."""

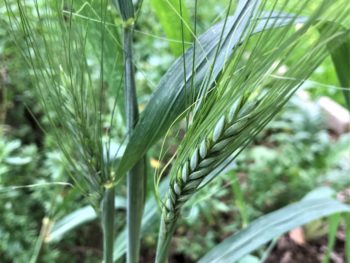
[
  {"left": 319, "top": 22, "right": 350, "bottom": 109},
  {"left": 150, "top": 0, "right": 192, "bottom": 56},
  {"left": 327, "top": 27, "right": 350, "bottom": 109},
  {"left": 112, "top": 0, "right": 134, "bottom": 21},
  {"left": 199, "top": 191, "right": 350, "bottom": 263},
  {"left": 48, "top": 196, "right": 126, "bottom": 242},
  {"left": 302, "top": 186, "right": 336, "bottom": 200},
  {"left": 238, "top": 255, "right": 260, "bottom": 263},
  {"left": 116, "top": 3, "right": 305, "bottom": 178}
]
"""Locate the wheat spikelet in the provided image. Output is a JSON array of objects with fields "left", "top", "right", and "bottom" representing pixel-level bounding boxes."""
[{"left": 162, "top": 96, "right": 259, "bottom": 225}]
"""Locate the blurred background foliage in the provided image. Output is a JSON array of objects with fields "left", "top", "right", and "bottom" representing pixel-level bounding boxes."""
[{"left": 0, "top": 0, "right": 349, "bottom": 262}]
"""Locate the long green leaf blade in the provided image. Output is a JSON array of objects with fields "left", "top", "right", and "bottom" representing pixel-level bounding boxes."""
[
  {"left": 199, "top": 197, "right": 350, "bottom": 263},
  {"left": 48, "top": 196, "right": 126, "bottom": 242},
  {"left": 323, "top": 24, "right": 350, "bottom": 109}
]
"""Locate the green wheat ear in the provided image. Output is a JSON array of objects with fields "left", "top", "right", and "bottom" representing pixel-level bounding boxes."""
[
  {"left": 163, "top": 95, "right": 260, "bottom": 225},
  {"left": 155, "top": 1, "right": 350, "bottom": 258}
]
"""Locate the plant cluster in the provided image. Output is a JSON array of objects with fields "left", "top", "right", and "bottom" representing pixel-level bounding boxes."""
[{"left": 1, "top": 0, "right": 350, "bottom": 262}]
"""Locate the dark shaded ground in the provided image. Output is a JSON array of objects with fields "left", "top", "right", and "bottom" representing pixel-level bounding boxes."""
[{"left": 266, "top": 231, "right": 346, "bottom": 263}]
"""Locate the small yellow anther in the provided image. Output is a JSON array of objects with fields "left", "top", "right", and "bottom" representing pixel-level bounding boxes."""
[
  {"left": 123, "top": 17, "right": 135, "bottom": 28},
  {"left": 104, "top": 181, "right": 114, "bottom": 189}
]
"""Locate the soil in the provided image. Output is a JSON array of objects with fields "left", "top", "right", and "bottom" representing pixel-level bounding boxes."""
[{"left": 266, "top": 232, "right": 346, "bottom": 263}]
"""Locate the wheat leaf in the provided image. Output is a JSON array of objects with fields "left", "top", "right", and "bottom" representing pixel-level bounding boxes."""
[
  {"left": 48, "top": 196, "right": 126, "bottom": 242},
  {"left": 116, "top": 6, "right": 305, "bottom": 178},
  {"left": 320, "top": 22, "right": 350, "bottom": 109},
  {"left": 199, "top": 191, "right": 350, "bottom": 263}
]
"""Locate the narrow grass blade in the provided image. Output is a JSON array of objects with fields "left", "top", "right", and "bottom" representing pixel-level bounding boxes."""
[
  {"left": 199, "top": 196, "right": 350, "bottom": 263},
  {"left": 259, "top": 238, "right": 279, "bottom": 263},
  {"left": 322, "top": 213, "right": 341, "bottom": 263},
  {"left": 231, "top": 175, "right": 249, "bottom": 227},
  {"left": 150, "top": 0, "right": 192, "bottom": 55},
  {"left": 69, "top": 0, "right": 124, "bottom": 113},
  {"left": 320, "top": 22, "right": 350, "bottom": 109}
]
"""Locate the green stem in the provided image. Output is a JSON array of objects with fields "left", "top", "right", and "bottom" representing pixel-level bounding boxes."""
[
  {"left": 30, "top": 217, "right": 51, "bottom": 263},
  {"left": 127, "top": 161, "right": 146, "bottom": 263},
  {"left": 155, "top": 216, "right": 177, "bottom": 263},
  {"left": 124, "top": 25, "right": 146, "bottom": 263},
  {"left": 101, "top": 186, "right": 115, "bottom": 263},
  {"left": 124, "top": 27, "right": 138, "bottom": 126},
  {"left": 231, "top": 176, "right": 249, "bottom": 227}
]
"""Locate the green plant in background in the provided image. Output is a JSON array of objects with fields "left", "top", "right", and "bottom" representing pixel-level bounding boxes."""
[
  {"left": 239, "top": 97, "right": 331, "bottom": 212},
  {"left": 0, "top": 129, "right": 73, "bottom": 262},
  {"left": 153, "top": 1, "right": 350, "bottom": 261},
  {"left": 2, "top": 0, "right": 350, "bottom": 263},
  {"left": 0, "top": 132, "right": 39, "bottom": 261},
  {"left": 231, "top": 96, "right": 350, "bottom": 213}
]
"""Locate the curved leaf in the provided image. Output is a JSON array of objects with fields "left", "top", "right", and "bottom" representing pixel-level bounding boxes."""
[
  {"left": 48, "top": 196, "right": 126, "bottom": 242},
  {"left": 321, "top": 22, "right": 350, "bottom": 109},
  {"left": 199, "top": 192, "right": 350, "bottom": 263},
  {"left": 116, "top": 5, "right": 305, "bottom": 178}
]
